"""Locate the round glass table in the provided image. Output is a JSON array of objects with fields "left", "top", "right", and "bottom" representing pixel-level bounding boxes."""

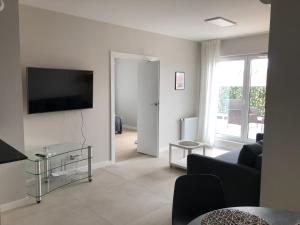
[{"left": 188, "top": 207, "right": 300, "bottom": 225}]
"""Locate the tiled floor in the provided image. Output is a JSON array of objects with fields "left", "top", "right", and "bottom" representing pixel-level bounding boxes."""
[
  {"left": 2, "top": 148, "right": 227, "bottom": 225},
  {"left": 115, "top": 129, "right": 139, "bottom": 162}
]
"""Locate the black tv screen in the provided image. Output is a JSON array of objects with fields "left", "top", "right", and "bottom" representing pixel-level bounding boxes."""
[{"left": 27, "top": 67, "right": 93, "bottom": 114}]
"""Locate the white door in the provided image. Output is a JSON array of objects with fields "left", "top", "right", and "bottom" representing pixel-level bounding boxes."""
[{"left": 137, "top": 61, "right": 160, "bottom": 157}]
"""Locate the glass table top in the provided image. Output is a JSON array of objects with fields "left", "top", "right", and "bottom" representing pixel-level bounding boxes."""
[{"left": 26, "top": 143, "right": 91, "bottom": 162}]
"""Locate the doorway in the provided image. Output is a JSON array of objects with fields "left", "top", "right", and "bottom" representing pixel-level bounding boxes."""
[{"left": 110, "top": 52, "right": 160, "bottom": 163}]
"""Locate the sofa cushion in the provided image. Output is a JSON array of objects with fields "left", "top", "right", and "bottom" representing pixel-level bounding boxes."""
[
  {"left": 215, "top": 150, "right": 240, "bottom": 164},
  {"left": 256, "top": 133, "right": 264, "bottom": 142},
  {"left": 238, "top": 143, "right": 263, "bottom": 169}
]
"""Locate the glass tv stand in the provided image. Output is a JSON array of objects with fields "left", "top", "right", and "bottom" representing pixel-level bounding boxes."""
[{"left": 25, "top": 144, "right": 92, "bottom": 203}]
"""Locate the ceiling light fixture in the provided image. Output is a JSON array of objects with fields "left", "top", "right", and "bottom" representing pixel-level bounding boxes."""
[
  {"left": 205, "top": 17, "right": 236, "bottom": 27},
  {"left": 0, "top": 0, "right": 4, "bottom": 12}
]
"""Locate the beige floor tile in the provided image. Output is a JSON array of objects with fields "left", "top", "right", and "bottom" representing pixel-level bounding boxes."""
[
  {"left": 66, "top": 169, "right": 127, "bottom": 199},
  {"left": 77, "top": 181, "right": 168, "bottom": 225},
  {"left": 129, "top": 204, "right": 172, "bottom": 225},
  {"left": 2, "top": 147, "right": 225, "bottom": 225},
  {"left": 2, "top": 188, "right": 78, "bottom": 222},
  {"left": 115, "top": 129, "right": 140, "bottom": 162},
  {"left": 104, "top": 154, "right": 171, "bottom": 181},
  {"left": 2, "top": 199, "right": 112, "bottom": 225},
  {"left": 132, "top": 167, "right": 184, "bottom": 202}
]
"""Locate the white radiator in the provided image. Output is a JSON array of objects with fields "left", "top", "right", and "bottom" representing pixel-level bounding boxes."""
[{"left": 180, "top": 117, "right": 198, "bottom": 141}]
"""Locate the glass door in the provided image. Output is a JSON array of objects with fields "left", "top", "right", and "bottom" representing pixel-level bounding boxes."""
[
  {"left": 215, "top": 58, "right": 245, "bottom": 139},
  {"left": 247, "top": 57, "right": 268, "bottom": 139},
  {"left": 215, "top": 55, "right": 268, "bottom": 143}
]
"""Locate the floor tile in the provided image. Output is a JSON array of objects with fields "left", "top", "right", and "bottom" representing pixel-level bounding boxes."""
[
  {"left": 1, "top": 148, "right": 224, "bottom": 225},
  {"left": 129, "top": 204, "right": 172, "bottom": 225},
  {"left": 77, "top": 181, "right": 168, "bottom": 225},
  {"left": 2, "top": 199, "right": 112, "bottom": 225}
]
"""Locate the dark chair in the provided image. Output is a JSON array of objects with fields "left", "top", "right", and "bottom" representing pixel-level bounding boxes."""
[
  {"left": 172, "top": 175, "right": 226, "bottom": 225},
  {"left": 228, "top": 99, "right": 259, "bottom": 125},
  {"left": 228, "top": 99, "right": 243, "bottom": 125}
]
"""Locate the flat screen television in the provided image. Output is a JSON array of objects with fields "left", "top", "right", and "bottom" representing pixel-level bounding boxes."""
[{"left": 27, "top": 67, "right": 93, "bottom": 114}]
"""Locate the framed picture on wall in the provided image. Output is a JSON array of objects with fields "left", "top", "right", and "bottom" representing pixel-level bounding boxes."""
[{"left": 175, "top": 72, "right": 185, "bottom": 90}]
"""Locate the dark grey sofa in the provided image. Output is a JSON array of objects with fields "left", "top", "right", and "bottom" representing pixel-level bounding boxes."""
[{"left": 187, "top": 134, "right": 263, "bottom": 207}]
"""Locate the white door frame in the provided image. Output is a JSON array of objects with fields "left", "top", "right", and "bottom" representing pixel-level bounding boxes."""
[{"left": 110, "top": 51, "right": 160, "bottom": 163}]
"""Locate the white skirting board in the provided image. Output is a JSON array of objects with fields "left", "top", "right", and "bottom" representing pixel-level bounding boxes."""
[
  {"left": 1, "top": 197, "right": 32, "bottom": 213},
  {"left": 0, "top": 161, "right": 112, "bottom": 213},
  {"left": 159, "top": 146, "right": 169, "bottom": 152},
  {"left": 123, "top": 125, "right": 137, "bottom": 131},
  {"left": 91, "top": 160, "right": 113, "bottom": 170}
]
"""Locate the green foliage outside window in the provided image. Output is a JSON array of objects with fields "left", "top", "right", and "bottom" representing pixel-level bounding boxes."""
[
  {"left": 218, "top": 87, "right": 242, "bottom": 114},
  {"left": 218, "top": 87, "right": 266, "bottom": 117}
]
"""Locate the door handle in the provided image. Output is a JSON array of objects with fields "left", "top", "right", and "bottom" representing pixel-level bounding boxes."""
[{"left": 151, "top": 102, "right": 159, "bottom": 106}]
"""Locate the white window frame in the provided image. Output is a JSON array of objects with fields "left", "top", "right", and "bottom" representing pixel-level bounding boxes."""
[{"left": 215, "top": 54, "right": 268, "bottom": 145}]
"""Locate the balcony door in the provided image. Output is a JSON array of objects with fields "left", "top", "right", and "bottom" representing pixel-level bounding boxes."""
[{"left": 215, "top": 55, "right": 268, "bottom": 142}]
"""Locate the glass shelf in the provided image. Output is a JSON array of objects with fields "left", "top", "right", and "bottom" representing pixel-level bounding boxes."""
[
  {"left": 26, "top": 143, "right": 90, "bottom": 162},
  {"left": 26, "top": 145, "right": 90, "bottom": 175},
  {"left": 26, "top": 171, "right": 89, "bottom": 198},
  {"left": 25, "top": 143, "right": 92, "bottom": 203}
]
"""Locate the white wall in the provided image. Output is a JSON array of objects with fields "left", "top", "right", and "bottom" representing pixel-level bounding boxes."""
[
  {"left": 19, "top": 5, "right": 199, "bottom": 164},
  {"left": 220, "top": 33, "right": 269, "bottom": 56},
  {"left": 260, "top": 0, "right": 300, "bottom": 212},
  {"left": 0, "top": 0, "right": 26, "bottom": 204},
  {"left": 115, "top": 59, "right": 138, "bottom": 128}
]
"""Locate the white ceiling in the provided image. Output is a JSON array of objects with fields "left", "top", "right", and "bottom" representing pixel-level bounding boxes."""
[{"left": 19, "top": 0, "right": 271, "bottom": 41}]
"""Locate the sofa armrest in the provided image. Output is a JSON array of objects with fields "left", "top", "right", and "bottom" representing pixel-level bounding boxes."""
[
  {"left": 187, "top": 154, "right": 261, "bottom": 207},
  {"left": 256, "top": 133, "right": 264, "bottom": 142}
]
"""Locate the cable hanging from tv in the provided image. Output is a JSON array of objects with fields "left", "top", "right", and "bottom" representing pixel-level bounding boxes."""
[{"left": 81, "top": 110, "right": 87, "bottom": 149}]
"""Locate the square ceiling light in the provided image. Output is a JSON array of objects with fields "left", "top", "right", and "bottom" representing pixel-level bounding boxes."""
[{"left": 205, "top": 17, "right": 237, "bottom": 27}]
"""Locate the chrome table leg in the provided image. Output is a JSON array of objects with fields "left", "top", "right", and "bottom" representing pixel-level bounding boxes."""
[{"left": 36, "top": 160, "right": 42, "bottom": 203}]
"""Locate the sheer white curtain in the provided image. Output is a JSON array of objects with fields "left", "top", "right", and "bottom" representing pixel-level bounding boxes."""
[{"left": 197, "top": 40, "right": 220, "bottom": 146}]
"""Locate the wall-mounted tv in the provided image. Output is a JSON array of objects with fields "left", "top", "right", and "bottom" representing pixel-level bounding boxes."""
[{"left": 27, "top": 67, "right": 93, "bottom": 114}]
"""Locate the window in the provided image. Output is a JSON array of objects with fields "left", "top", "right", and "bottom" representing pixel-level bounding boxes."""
[{"left": 215, "top": 55, "right": 268, "bottom": 142}]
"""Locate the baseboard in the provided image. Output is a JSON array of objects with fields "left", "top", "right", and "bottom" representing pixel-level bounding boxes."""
[
  {"left": 92, "top": 160, "right": 112, "bottom": 170},
  {"left": 159, "top": 146, "right": 169, "bottom": 153},
  {"left": 123, "top": 125, "right": 137, "bottom": 131},
  {"left": 76, "top": 160, "right": 112, "bottom": 173},
  {"left": 1, "top": 160, "right": 112, "bottom": 213},
  {"left": 1, "top": 197, "right": 33, "bottom": 213}
]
